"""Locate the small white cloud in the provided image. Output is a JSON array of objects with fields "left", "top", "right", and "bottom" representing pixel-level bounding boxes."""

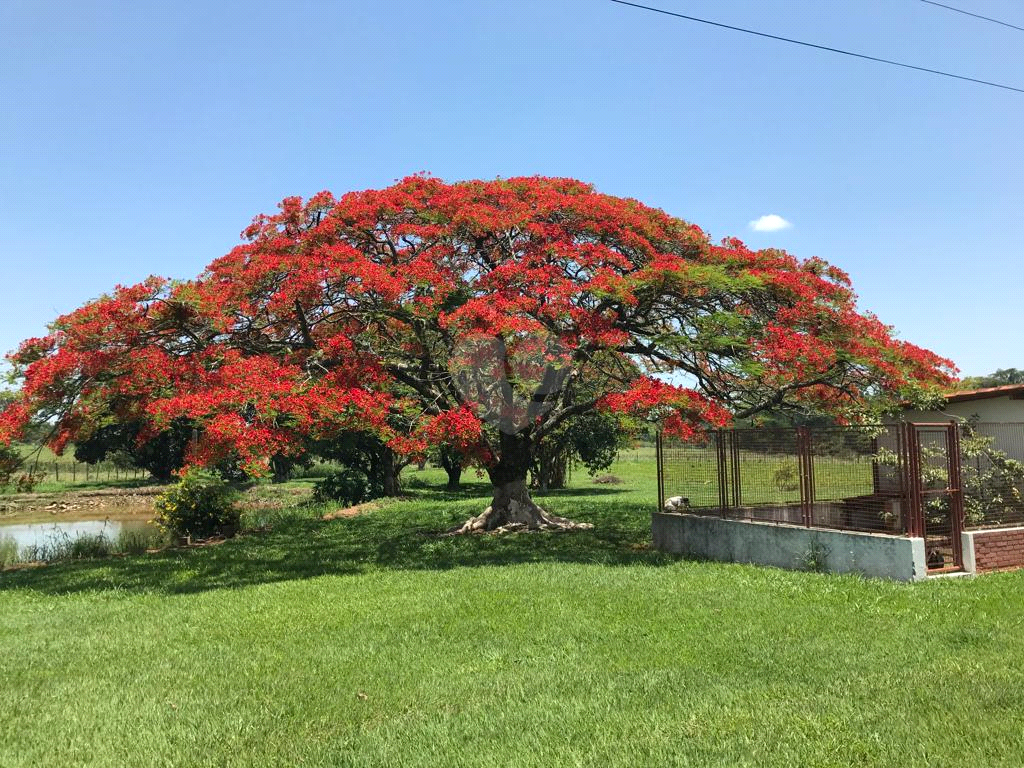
[{"left": 749, "top": 214, "right": 792, "bottom": 232}]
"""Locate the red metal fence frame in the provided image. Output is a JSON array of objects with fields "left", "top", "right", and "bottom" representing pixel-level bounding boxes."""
[{"left": 657, "top": 421, "right": 967, "bottom": 540}]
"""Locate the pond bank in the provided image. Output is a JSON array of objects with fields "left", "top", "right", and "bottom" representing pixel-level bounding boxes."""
[{"left": 0, "top": 486, "right": 165, "bottom": 524}]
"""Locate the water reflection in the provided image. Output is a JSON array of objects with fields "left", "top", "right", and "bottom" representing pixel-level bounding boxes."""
[{"left": 0, "top": 518, "right": 155, "bottom": 559}]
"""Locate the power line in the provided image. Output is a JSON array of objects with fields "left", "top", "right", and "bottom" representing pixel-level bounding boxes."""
[
  {"left": 609, "top": 0, "right": 1024, "bottom": 94},
  {"left": 919, "top": 0, "right": 1024, "bottom": 33}
]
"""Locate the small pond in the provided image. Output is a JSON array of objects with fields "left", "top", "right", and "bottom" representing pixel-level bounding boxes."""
[{"left": 0, "top": 518, "right": 158, "bottom": 561}]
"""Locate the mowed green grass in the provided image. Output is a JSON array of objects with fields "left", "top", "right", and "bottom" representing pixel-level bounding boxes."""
[{"left": 2, "top": 459, "right": 1024, "bottom": 767}]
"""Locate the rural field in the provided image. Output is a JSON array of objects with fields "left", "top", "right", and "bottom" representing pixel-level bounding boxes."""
[
  {"left": 3, "top": 1, "right": 1020, "bottom": 766},
  {"left": 2, "top": 457, "right": 1023, "bottom": 767}
]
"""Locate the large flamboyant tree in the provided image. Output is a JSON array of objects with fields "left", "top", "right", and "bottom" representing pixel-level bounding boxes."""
[{"left": 1, "top": 176, "right": 953, "bottom": 530}]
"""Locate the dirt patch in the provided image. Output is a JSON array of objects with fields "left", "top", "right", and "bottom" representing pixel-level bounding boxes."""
[{"left": 322, "top": 501, "right": 381, "bottom": 521}]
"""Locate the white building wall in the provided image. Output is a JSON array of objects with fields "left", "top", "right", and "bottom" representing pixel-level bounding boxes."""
[
  {"left": 899, "top": 395, "right": 1024, "bottom": 461},
  {"left": 902, "top": 395, "right": 1024, "bottom": 425}
]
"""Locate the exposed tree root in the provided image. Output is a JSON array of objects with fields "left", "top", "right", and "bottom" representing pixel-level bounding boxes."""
[
  {"left": 450, "top": 480, "right": 593, "bottom": 534},
  {"left": 452, "top": 506, "right": 594, "bottom": 535}
]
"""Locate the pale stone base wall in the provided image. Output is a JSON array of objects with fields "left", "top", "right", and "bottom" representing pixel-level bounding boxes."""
[{"left": 652, "top": 512, "right": 928, "bottom": 582}]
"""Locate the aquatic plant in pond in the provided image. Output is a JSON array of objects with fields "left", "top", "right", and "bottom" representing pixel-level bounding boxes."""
[
  {"left": 0, "top": 519, "right": 167, "bottom": 566},
  {"left": 0, "top": 535, "right": 17, "bottom": 568}
]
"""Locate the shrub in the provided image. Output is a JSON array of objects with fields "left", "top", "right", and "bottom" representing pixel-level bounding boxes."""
[
  {"left": 0, "top": 444, "right": 24, "bottom": 488},
  {"left": 772, "top": 463, "right": 800, "bottom": 492},
  {"left": 154, "top": 470, "right": 239, "bottom": 539},
  {"left": 293, "top": 462, "right": 338, "bottom": 480},
  {"left": 1, "top": 445, "right": 46, "bottom": 492},
  {"left": 14, "top": 471, "right": 46, "bottom": 493},
  {"left": 312, "top": 468, "right": 376, "bottom": 506}
]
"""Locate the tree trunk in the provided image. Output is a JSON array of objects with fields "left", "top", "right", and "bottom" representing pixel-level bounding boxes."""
[
  {"left": 270, "top": 454, "right": 291, "bottom": 484},
  {"left": 438, "top": 447, "right": 463, "bottom": 492},
  {"left": 454, "top": 433, "right": 592, "bottom": 534},
  {"left": 444, "top": 464, "right": 463, "bottom": 492},
  {"left": 533, "top": 443, "right": 569, "bottom": 491},
  {"left": 381, "top": 446, "right": 402, "bottom": 497},
  {"left": 148, "top": 465, "right": 174, "bottom": 484}
]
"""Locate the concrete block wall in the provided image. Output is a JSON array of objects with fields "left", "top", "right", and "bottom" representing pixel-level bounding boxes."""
[
  {"left": 652, "top": 511, "right": 928, "bottom": 581},
  {"left": 961, "top": 526, "right": 1024, "bottom": 573}
]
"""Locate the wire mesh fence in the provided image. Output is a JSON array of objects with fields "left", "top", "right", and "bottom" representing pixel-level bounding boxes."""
[
  {"left": 659, "top": 423, "right": 1024, "bottom": 536},
  {"left": 658, "top": 422, "right": 1024, "bottom": 538},
  {"left": 808, "top": 427, "right": 902, "bottom": 533},
  {"left": 659, "top": 426, "right": 904, "bottom": 533},
  {"left": 954, "top": 422, "right": 1024, "bottom": 529}
]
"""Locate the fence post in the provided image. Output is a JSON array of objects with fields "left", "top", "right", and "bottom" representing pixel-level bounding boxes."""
[
  {"left": 655, "top": 431, "right": 665, "bottom": 512},
  {"left": 896, "top": 423, "right": 908, "bottom": 534},
  {"left": 902, "top": 423, "right": 925, "bottom": 538},
  {"left": 947, "top": 420, "right": 965, "bottom": 566},
  {"left": 716, "top": 430, "right": 729, "bottom": 517},
  {"left": 807, "top": 431, "right": 815, "bottom": 522},
  {"left": 797, "top": 427, "right": 813, "bottom": 527},
  {"left": 730, "top": 432, "right": 741, "bottom": 508},
  {"left": 870, "top": 435, "right": 880, "bottom": 495}
]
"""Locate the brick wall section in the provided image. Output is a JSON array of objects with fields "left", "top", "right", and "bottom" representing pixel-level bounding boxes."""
[{"left": 972, "top": 528, "right": 1024, "bottom": 572}]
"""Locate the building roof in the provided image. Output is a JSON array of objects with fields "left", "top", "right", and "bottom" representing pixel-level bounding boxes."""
[{"left": 944, "top": 383, "right": 1024, "bottom": 404}]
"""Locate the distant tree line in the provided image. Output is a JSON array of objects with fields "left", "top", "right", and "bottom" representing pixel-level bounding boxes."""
[{"left": 958, "top": 368, "right": 1024, "bottom": 390}]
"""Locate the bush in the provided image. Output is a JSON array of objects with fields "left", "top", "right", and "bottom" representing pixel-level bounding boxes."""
[
  {"left": 291, "top": 462, "right": 339, "bottom": 480},
  {"left": 0, "top": 445, "right": 45, "bottom": 492},
  {"left": 154, "top": 470, "right": 239, "bottom": 539},
  {"left": 772, "top": 463, "right": 800, "bottom": 492},
  {"left": 312, "top": 468, "right": 376, "bottom": 506},
  {"left": 0, "top": 444, "right": 24, "bottom": 488}
]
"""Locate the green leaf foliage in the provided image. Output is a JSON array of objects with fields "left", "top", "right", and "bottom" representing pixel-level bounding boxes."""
[{"left": 154, "top": 469, "right": 240, "bottom": 539}]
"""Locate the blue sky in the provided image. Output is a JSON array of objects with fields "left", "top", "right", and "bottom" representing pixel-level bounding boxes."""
[{"left": 1, "top": 0, "right": 1021, "bottom": 380}]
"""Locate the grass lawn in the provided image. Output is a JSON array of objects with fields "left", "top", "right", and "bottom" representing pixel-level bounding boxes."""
[{"left": 2, "top": 459, "right": 1024, "bottom": 767}]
